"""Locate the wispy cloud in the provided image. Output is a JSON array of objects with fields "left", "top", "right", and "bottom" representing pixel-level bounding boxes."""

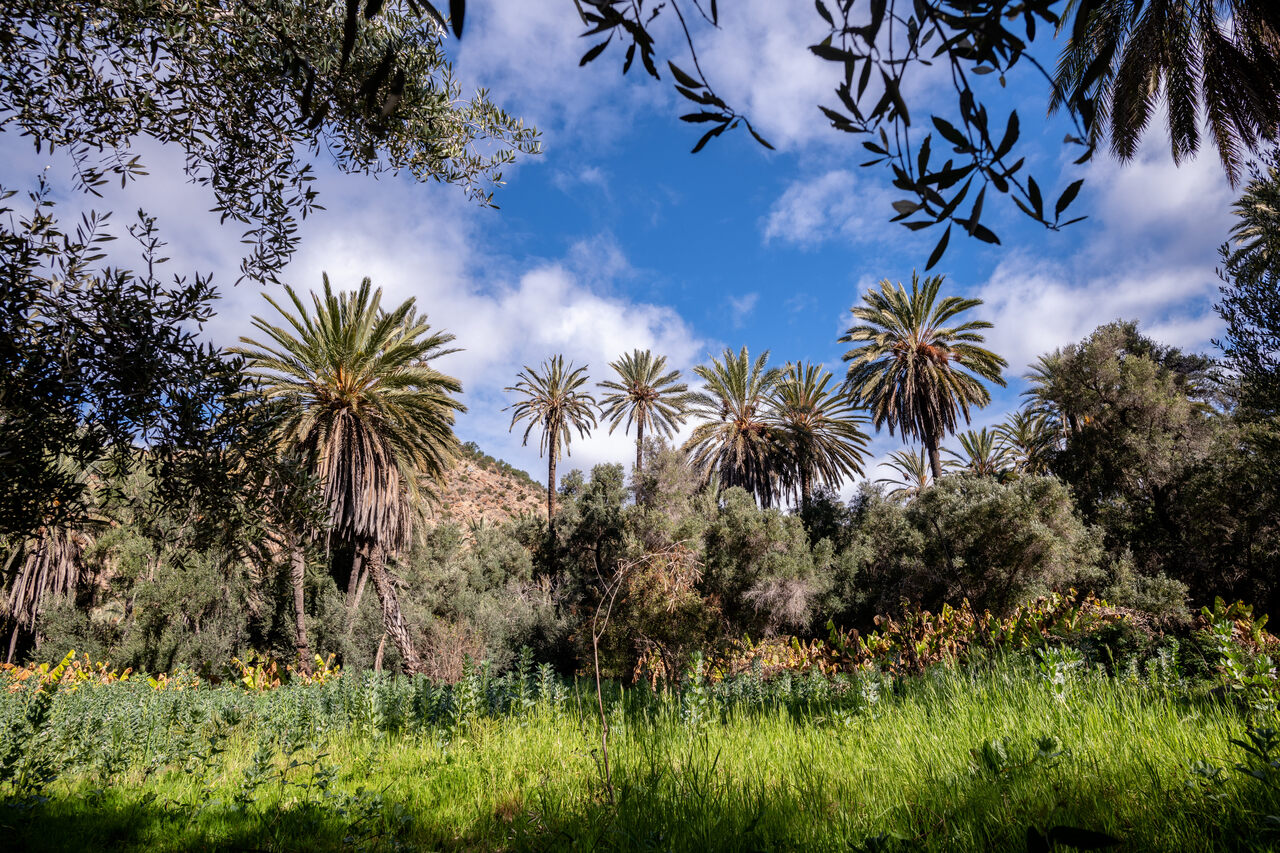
[
  {"left": 451, "top": 3, "right": 668, "bottom": 153},
  {"left": 762, "top": 170, "right": 895, "bottom": 247},
  {"left": 552, "top": 165, "right": 610, "bottom": 195},
  {"left": 729, "top": 292, "right": 759, "bottom": 327}
]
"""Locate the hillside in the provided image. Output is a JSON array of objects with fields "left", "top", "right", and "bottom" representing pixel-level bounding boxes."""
[{"left": 432, "top": 442, "right": 544, "bottom": 527}]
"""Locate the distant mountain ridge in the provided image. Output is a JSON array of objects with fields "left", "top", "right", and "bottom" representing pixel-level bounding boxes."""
[{"left": 433, "top": 442, "right": 543, "bottom": 527}]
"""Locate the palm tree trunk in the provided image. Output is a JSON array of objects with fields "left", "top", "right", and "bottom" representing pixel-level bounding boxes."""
[
  {"left": 352, "top": 565, "right": 370, "bottom": 613},
  {"left": 6, "top": 622, "right": 18, "bottom": 665},
  {"left": 362, "top": 542, "right": 421, "bottom": 674},
  {"left": 547, "top": 449, "right": 558, "bottom": 532},
  {"left": 635, "top": 421, "right": 644, "bottom": 479},
  {"left": 290, "top": 540, "right": 312, "bottom": 674},
  {"left": 800, "top": 470, "right": 811, "bottom": 506},
  {"left": 346, "top": 549, "right": 367, "bottom": 625},
  {"left": 925, "top": 432, "right": 944, "bottom": 482}
]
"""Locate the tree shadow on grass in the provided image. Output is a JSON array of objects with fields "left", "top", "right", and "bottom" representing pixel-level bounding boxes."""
[
  {"left": 3, "top": 792, "right": 495, "bottom": 853},
  {"left": 500, "top": 749, "right": 1280, "bottom": 852},
  {"left": 8, "top": 745, "right": 1280, "bottom": 853}
]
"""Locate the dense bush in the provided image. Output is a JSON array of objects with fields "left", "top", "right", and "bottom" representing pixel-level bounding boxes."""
[
  {"left": 1035, "top": 321, "right": 1280, "bottom": 612},
  {"left": 904, "top": 474, "right": 1104, "bottom": 613}
]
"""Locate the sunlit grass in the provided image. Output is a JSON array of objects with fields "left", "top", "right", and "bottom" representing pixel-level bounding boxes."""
[{"left": 5, "top": 662, "right": 1278, "bottom": 851}]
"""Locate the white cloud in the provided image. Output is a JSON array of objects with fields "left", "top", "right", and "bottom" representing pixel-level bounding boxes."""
[
  {"left": 452, "top": 3, "right": 668, "bottom": 152},
  {"left": 693, "top": 2, "right": 835, "bottom": 150},
  {"left": 552, "top": 165, "right": 610, "bottom": 195},
  {"left": 762, "top": 169, "right": 897, "bottom": 246},
  {"left": 973, "top": 139, "right": 1233, "bottom": 375},
  {"left": 974, "top": 255, "right": 1220, "bottom": 372},
  {"left": 1085, "top": 131, "right": 1236, "bottom": 266},
  {"left": 192, "top": 171, "right": 707, "bottom": 485}
]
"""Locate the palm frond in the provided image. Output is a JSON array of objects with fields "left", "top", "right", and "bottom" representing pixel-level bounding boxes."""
[
  {"left": 875, "top": 447, "right": 932, "bottom": 502},
  {"left": 841, "top": 272, "right": 1006, "bottom": 477},
  {"left": 944, "top": 427, "right": 1012, "bottom": 477},
  {"left": 233, "top": 274, "right": 465, "bottom": 552},
  {"left": 682, "top": 347, "right": 785, "bottom": 507},
  {"left": 769, "top": 361, "right": 870, "bottom": 503},
  {"left": 505, "top": 355, "right": 599, "bottom": 460}
]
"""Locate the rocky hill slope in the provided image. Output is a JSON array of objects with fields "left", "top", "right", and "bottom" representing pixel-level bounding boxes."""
[{"left": 432, "top": 442, "right": 544, "bottom": 528}]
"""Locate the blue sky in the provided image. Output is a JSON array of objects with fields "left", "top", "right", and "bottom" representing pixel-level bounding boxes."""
[{"left": 4, "top": 2, "right": 1239, "bottom": 496}]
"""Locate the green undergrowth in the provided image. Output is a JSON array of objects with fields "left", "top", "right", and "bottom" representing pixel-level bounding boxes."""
[{"left": 3, "top": 659, "right": 1280, "bottom": 851}]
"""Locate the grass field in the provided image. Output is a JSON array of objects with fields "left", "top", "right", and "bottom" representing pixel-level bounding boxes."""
[{"left": 3, "top": 657, "right": 1278, "bottom": 851}]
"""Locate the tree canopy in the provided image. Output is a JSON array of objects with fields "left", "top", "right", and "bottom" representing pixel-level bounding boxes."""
[
  {"left": 840, "top": 273, "right": 1006, "bottom": 480},
  {"left": 1218, "top": 154, "right": 1280, "bottom": 416},
  {"left": 0, "top": 0, "right": 539, "bottom": 546}
]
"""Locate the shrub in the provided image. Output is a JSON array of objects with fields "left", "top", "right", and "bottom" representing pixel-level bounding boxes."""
[{"left": 904, "top": 475, "right": 1105, "bottom": 615}]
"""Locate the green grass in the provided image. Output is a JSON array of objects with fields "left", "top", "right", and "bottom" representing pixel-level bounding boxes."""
[{"left": 3, "top": 662, "right": 1278, "bottom": 851}]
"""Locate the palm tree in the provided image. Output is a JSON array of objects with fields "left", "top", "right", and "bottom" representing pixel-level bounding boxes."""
[
  {"left": 840, "top": 273, "right": 1007, "bottom": 481},
  {"left": 1227, "top": 160, "right": 1280, "bottom": 267},
  {"left": 769, "top": 362, "right": 870, "bottom": 504},
  {"left": 3, "top": 525, "right": 90, "bottom": 663},
  {"left": 1050, "top": 0, "right": 1280, "bottom": 185},
  {"left": 944, "top": 428, "right": 1011, "bottom": 477},
  {"left": 1219, "top": 160, "right": 1280, "bottom": 412},
  {"left": 1023, "top": 351, "right": 1084, "bottom": 437},
  {"left": 875, "top": 448, "right": 932, "bottom": 502},
  {"left": 598, "top": 349, "right": 690, "bottom": 477},
  {"left": 1, "top": 456, "right": 98, "bottom": 662},
  {"left": 505, "top": 355, "right": 598, "bottom": 531},
  {"left": 234, "top": 274, "right": 464, "bottom": 674},
  {"left": 997, "top": 409, "right": 1060, "bottom": 475},
  {"left": 683, "top": 347, "right": 784, "bottom": 507}
]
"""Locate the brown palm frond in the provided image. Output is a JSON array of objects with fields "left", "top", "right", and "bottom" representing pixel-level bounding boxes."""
[{"left": 3, "top": 524, "right": 93, "bottom": 641}]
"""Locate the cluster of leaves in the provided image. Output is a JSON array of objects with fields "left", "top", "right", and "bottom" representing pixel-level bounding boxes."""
[
  {"left": 0, "top": 650, "right": 134, "bottom": 693},
  {"left": 809, "top": 0, "right": 1090, "bottom": 266},
  {"left": 712, "top": 592, "right": 1135, "bottom": 678},
  {"left": 2, "top": 0, "right": 538, "bottom": 283},
  {"left": 574, "top": 0, "right": 1091, "bottom": 266},
  {"left": 0, "top": 185, "right": 299, "bottom": 552},
  {"left": 1, "top": 650, "right": 343, "bottom": 695},
  {"left": 228, "top": 653, "right": 343, "bottom": 691}
]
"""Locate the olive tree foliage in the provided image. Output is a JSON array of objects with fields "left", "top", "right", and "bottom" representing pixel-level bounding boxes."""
[
  {"left": 1024, "top": 320, "right": 1280, "bottom": 610},
  {"left": 1, "top": 0, "right": 538, "bottom": 542},
  {"left": 2, "top": 0, "right": 538, "bottom": 283},
  {"left": 29, "top": 469, "right": 304, "bottom": 672},
  {"left": 701, "top": 487, "right": 836, "bottom": 637},
  {"left": 1028, "top": 322, "right": 1219, "bottom": 541},
  {"left": 573, "top": 0, "right": 1279, "bottom": 266},
  {"left": 903, "top": 474, "right": 1103, "bottom": 614},
  {"left": 805, "top": 476, "right": 1102, "bottom": 623}
]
